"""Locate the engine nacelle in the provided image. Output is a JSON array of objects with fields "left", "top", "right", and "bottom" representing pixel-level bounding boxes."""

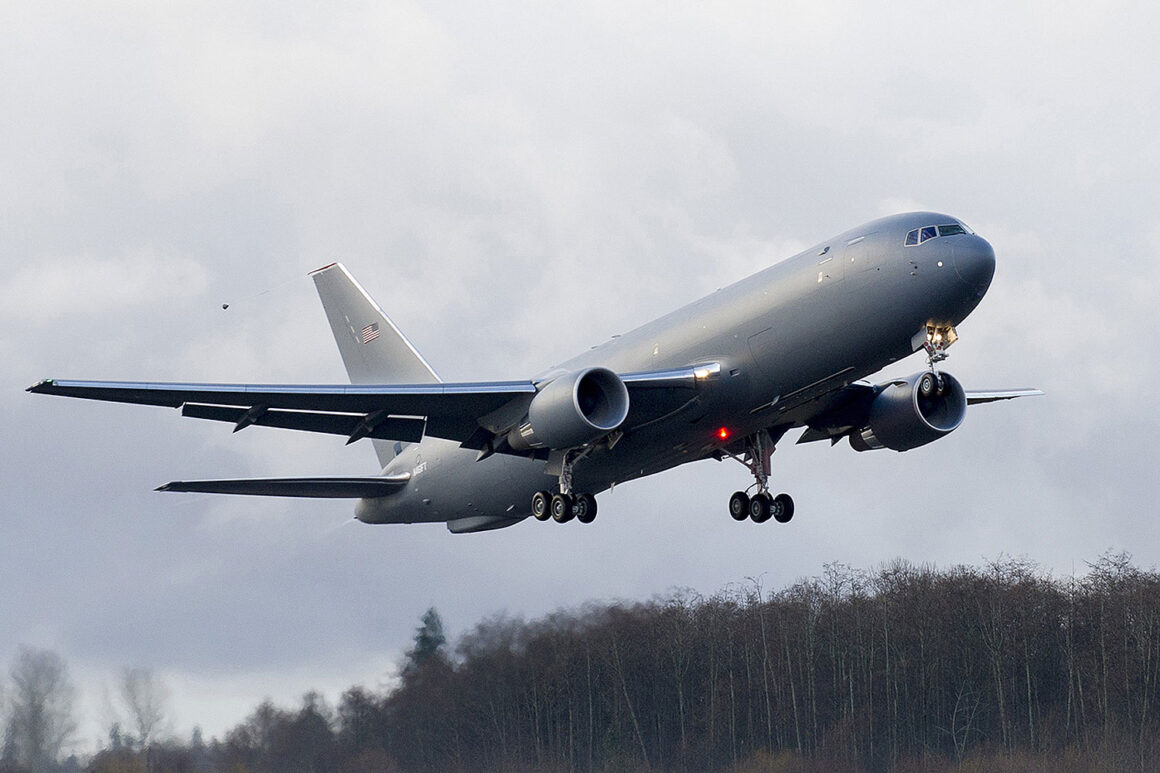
[
  {"left": 850, "top": 371, "right": 967, "bottom": 452},
  {"left": 507, "top": 367, "right": 630, "bottom": 451}
]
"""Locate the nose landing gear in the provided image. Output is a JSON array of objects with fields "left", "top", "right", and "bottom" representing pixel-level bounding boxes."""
[{"left": 723, "top": 429, "right": 795, "bottom": 524}]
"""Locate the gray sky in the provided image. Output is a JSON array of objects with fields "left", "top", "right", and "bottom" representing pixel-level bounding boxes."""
[{"left": 4, "top": 0, "right": 1159, "bottom": 751}]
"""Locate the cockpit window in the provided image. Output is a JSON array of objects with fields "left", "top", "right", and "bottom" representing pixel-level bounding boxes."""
[{"left": 905, "top": 222, "right": 971, "bottom": 245}]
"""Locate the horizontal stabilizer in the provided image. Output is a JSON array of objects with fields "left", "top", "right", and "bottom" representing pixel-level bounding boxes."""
[
  {"left": 965, "top": 388, "right": 1044, "bottom": 404},
  {"left": 156, "top": 474, "right": 410, "bottom": 498}
]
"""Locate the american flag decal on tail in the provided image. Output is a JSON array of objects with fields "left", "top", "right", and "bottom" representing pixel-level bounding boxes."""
[{"left": 361, "top": 323, "right": 380, "bottom": 344}]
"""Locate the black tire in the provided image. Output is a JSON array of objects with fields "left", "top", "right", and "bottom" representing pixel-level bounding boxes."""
[
  {"left": 574, "top": 493, "right": 597, "bottom": 523},
  {"left": 918, "top": 372, "right": 936, "bottom": 397},
  {"left": 551, "top": 493, "right": 574, "bottom": 523},
  {"left": 748, "top": 492, "right": 772, "bottom": 523},
  {"left": 531, "top": 490, "right": 552, "bottom": 521},
  {"left": 729, "top": 491, "right": 750, "bottom": 521},
  {"left": 773, "top": 493, "right": 795, "bottom": 523}
]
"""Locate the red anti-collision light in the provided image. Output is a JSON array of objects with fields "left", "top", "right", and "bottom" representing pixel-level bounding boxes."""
[{"left": 717, "top": 427, "right": 730, "bottom": 440}]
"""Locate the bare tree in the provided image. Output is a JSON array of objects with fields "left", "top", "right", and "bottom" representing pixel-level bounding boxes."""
[
  {"left": 188, "top": 556, "right": 1160, "bottom": 771},
  {"left": 4, "top": 646, "right": 77, "bottom": 772},
  {"left": 120, "top": 666, "right": 170, "bottom": 750}
]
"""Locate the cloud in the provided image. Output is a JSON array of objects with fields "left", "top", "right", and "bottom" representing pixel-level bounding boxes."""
[
  {"left": 1, "top": 252, "right": 208, "bottom": 322},
  {"left": 5, "top": 0, "right": 1160, "bottom": 746}
]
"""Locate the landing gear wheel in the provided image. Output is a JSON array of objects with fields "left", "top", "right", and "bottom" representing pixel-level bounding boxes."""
[
  {"left": 729, "top": 491, "right": 750, "bottom": 521},
  {"left": 748, "top": 493, "right": 772, "bottom": 523},
  {"left": 772, "top": 493, "right": 795, "bottom": 523},
  {"left": 919, "top": 372, "right": 936, "bottom": 397},
  {"left": 573, "top": 493, "right": 597, "bottom": 524},
  {"left": 550, "top": 493, "right": 574, "bottom": 523},
  {"left": 531, "top": 491, "right": 552, "bottom": 521}
]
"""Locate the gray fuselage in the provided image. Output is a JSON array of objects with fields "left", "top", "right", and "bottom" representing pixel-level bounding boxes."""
[{"left": 356, "top": 212, "right": 996, "bottom": 528}]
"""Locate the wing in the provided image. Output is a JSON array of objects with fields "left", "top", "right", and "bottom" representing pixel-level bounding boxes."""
[
  {"left": 795, "top": 381, "right": 1043, "bottom": 445},
  {"left": 27, "top": 366, "right": 705, "bottom": 447},
  {"left": 157, "top": 474, "right": 410, "bottom": 498},
  {"left": 965, "top": 388, "right": 1044, "bottom": 404},
  {"left": 28, "top": 378, "right": 536, "bottom": 444}
]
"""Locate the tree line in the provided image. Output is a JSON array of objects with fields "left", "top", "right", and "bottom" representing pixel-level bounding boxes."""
[{"left": 5, "top": 552, "right": 1160, "bottom": 772}]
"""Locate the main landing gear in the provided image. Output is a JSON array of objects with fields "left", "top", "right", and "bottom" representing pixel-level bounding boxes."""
[
  {"left": 728, "top": 490, "right": 794, "bottom": 524},
  {"left": 530, "top": 449, "right": 597, "bottom": 524},
  {"left": 531, "top": 490, "right": 597, "bottom": 524},
  {"left": 723, "top": 429, "right": 794, "bottom": 524}
]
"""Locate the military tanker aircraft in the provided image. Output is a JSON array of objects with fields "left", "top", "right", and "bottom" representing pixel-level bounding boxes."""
[{"left": 29, "top": 212, "right": 1040, "bottom": 533}]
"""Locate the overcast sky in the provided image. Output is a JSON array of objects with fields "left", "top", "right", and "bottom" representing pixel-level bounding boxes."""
[{"left": 4, "top": 0, "right": 1159, "bottom": 751}]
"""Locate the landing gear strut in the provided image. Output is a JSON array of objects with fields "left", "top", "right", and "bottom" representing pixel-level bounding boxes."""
[{"left": 723, "top": 429, "right": 795, "bottom": 524}]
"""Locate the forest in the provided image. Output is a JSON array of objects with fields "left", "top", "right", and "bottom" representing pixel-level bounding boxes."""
[{"left": 4, "top": 552, "right": 1159, "bottom": 772}]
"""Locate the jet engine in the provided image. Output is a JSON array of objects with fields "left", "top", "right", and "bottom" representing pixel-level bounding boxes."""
[
  {"left": 507, "top": 367, "right": 630, "bottom": 451},
  {"left": 850, "top": 371, "right": 967, "bottom": 452}
]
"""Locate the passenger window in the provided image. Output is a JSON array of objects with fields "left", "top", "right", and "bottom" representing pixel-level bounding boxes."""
[
  {"left": 919, "top": 226, "right": 937, "bottom": 243},
  {"left": 905, "top": 229, "right": 919, "bottom": 246},
  {"left": 938, "top": 223, "right": 966, "bottom": 236}
]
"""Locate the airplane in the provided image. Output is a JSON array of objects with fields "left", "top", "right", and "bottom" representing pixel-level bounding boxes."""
[{"left": 29, "top": 212, "right": 1041, "bottom": 533}]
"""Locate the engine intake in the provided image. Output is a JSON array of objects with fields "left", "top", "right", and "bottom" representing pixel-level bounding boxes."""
[
  {"left": 507, "top": 367, "right": 630, "bottom": 451},
  {"left": 850, "top": 371, "right": 967, "bottom": 452}
]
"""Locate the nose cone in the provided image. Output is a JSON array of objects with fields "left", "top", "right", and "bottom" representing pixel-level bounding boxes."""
[{"left": 953, "top": 235, "right": 996, "bottom": 297}]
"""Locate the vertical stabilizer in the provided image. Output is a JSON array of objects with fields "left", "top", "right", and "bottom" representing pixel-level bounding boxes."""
[{"left": 311, "top": 263, "right": 440, "bottom": 466}]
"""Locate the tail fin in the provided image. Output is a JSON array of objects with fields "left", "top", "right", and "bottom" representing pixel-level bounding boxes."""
[{"left": 311, "top": 263, "right": 440, "bottom": 466}]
